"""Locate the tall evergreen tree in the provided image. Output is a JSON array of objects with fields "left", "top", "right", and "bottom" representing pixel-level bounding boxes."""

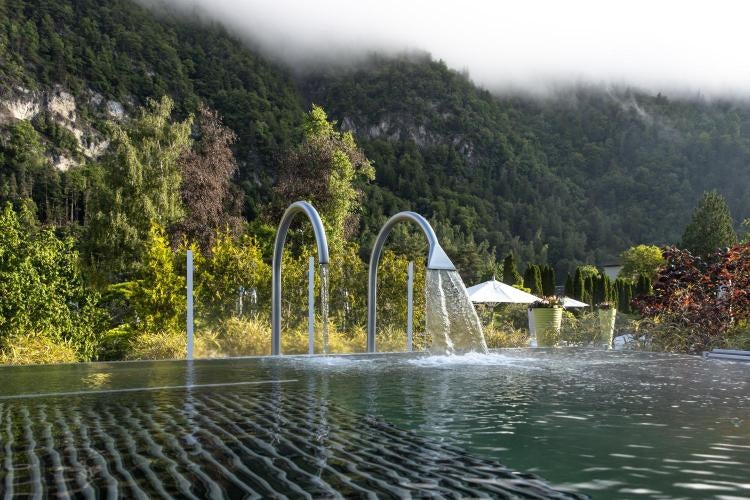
[
  {"left": 572, "top": 267, "right": 585, "bottom": 300},
  {"left": 592, "top": 275, "right": 603, "bottom": 305},
  {"left": 584, "top": 275, "right": 595, "bottom": 305},
  {"left": 564, "top": 273, "right": 574, "bottom": 297},
  {"left": 681, "top": 190, "right": 737, "bottom": 256},
  {"left": 614, "top": 278, "right": 633, "bottom": 313},
  {"left": 541, "top": 265, "right": 556, "bottom": 296},
  {"left": 501, "top": 252, "right": 523, "bottom": 286},
  {"left": 524, "top": 264, "right": 544, "bottom": 296},
  {"left": 635, "top": 274, "right": 653, "bottom": 297}
]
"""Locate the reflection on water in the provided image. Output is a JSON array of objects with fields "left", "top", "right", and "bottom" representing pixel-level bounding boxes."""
[
  {"left": 320, "top": 350, "right": 750, "bottom": 499},
  {"left": 0, "top": 379, "right": 582, "bottom": 498},
  {"left": 1, "top": 349, "right": 748, "bottom": 498}
]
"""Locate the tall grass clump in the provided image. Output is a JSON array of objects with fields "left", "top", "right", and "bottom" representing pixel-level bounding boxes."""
[{"left": 0, "top": 335, "right": 79, "bottom": 365}]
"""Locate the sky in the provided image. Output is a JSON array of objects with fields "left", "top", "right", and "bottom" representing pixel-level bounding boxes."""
[{"left": 160, "top": 0, "right": 750, "bottom": 96}]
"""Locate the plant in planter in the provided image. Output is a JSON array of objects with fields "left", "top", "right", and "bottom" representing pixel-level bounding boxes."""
[
  {"left": 528, "top": 297, "right": 563, "bottom": 347},
  {"left": 596, "top": 301, "right": 617, "bottom": 348}
]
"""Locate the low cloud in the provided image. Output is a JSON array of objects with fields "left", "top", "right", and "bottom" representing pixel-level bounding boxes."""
[{"left": 154, "top": 0, "right": 750, "bottom": 96}]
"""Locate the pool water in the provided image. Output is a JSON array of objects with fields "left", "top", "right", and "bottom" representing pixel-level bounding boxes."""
[{"left": 1, "top": 349, "right": 749, "bottom": 498}]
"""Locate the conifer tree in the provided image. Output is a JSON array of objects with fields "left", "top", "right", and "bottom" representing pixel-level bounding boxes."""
[
  {"left": 523, "top": 264, "right": 544, "bottom": 296},
  {"left": 614, "top": 278, "right": 633, "bottom": 313},
  {"left": 635, "top": 274, "right": 653, "bottom": 297},
  {"left": 573, "top": 267, "right": 585, "bottom": 300},
  {"left": 592, "top": 275, "right": 603, "bottom": 304},
  {"left": 564, "top": 273, "right": 574, "bottom": 297},
  {"left": 681, "top": 190, "right": 737, "bottom": 256},
  {"left": 541, "top": 265, "right": 556, "bottom": 296},
  {"left": 502, "top": 252, "right": 523, "bottom": 286},
  {"left": 584, "top": 275, "right": 595, "bottom": 305}
]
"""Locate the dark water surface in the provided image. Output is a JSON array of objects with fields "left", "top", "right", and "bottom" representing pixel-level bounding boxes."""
[{"left": 1, "top": 349, "right": 748, "bottom": 498}]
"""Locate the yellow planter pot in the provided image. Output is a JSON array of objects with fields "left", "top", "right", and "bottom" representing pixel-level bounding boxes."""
[
  {"left": 597, "top": 308, "right": 617, "bottom": 348},
  {"left": 531, "top": 307, "right": 562, "bottom": 347}
]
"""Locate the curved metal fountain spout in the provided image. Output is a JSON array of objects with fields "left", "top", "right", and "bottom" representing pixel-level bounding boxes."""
[
  {"left": 367, "top": 211, "right": 455, "bottom": 353},
  {"left": 272, "top": 201, "right": 329, "bottom": 355}
]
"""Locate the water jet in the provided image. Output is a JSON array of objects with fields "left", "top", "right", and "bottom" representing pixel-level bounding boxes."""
[{"left": 367, "top": 211, "right": 487, "bottom": 354}]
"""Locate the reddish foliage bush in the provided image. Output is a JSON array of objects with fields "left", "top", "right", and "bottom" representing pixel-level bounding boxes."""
[{"left": 633, "top": 244, "right": 750, "bottom": 351}]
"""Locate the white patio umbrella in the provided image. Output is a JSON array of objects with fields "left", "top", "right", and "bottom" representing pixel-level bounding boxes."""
[
  {"left": 562, "top": 296, "right": 589, "bottom": 308},
  {"left": 466, "top": 279, "right": 541, "bottom": 304},
  {"left": 467, "top": 279, "right": 541, "bottom": 346}
]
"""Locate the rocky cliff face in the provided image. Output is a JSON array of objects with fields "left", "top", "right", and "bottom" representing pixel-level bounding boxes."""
[{"left": 0, "top": 85, "right": 125, "bottom": 171}]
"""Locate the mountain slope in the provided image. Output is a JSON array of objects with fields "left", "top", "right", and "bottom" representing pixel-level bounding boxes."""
[
  {"left": 302, "top": 58, "right": 750, "bottom": 274},
  {"left": 1, "top": 0, "right": 303, "bottom": 218},
  {"left": 2, "top": 0, "right": 750, "bottom": 278}
]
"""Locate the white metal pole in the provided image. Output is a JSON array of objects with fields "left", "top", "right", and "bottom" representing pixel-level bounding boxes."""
[
  {"left": 186, "top": 249, "right": 194, "bottom": 360},
  {"left": 407, "top": 260, "right": 414, "bottom": 352},
  {"left": 308, "top": 256, "right": 315, "bottom": 355}
]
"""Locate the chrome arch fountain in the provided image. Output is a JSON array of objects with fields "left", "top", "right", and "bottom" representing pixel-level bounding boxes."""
[
  {"left": 272, "top": 201, "right": 329, "bottom": 355},
  {"left": 367, "top": 211, "right": 455, "bottom": 353}
]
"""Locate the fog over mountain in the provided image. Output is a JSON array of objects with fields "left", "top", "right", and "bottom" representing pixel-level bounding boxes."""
[{"left": 148, "top": 0, "right": 750, "bottom": 96}]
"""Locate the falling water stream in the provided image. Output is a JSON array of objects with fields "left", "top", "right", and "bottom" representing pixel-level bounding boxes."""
[
  {"left": 320, "top": 263, "right": 330, "bottom": 354},
  {"left": 425, "top": 269, "right": 488, "bottom": 354}
]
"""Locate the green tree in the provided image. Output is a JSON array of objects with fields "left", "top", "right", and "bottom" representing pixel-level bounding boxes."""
[
  {"left": 564, "top": 273, "right": 574, "bottom": 297},
  {"left": 578, "top": 265, "right": 600, "bottom": 280},
  {"left": 274, "top": 105, "right": 375, "bottom": 252},
  {"left": 196, "top": 231, "right": 271, "bottom": 325},
  {"left": 85, "top": 96, "right": 192, "bottom": 277},
  {"left": 0, "top": 120, "right": 63, "bottom": 223},
  {"left": 572, "top": 267, "right": 585, "bottom": 301},
  {"left": 0, "top": 202, "right": 107, "bottom": 361},
  {"left": 635, "top": 274, "right": 653, "bottom": 297},
  {"left": 619, "top": 244, "right": 665, "bottom": 281},
  {"left": 589, "top": 274, "right": 615, "bottom": 305},
  {"left": 583, "top": 275, "right": 595, "bottom": 305},
  {"left": 614, "top": 278, "right": 633, "bottom": 313},
  {"left": 126, "top": 224, "right": 186, "bottom": 336},
  {"left": 501, "top": 252, "right": 523, "bottom": 286},
  {"left": 740, "top": 219, "right": 750, "bottom": 244},
  {"left": 681, "top": 190, "right": 737, "bottom": 256},
  {"left": 541, "top": 265, "right": 556, "bottom": 297},
  {"left": 523, "top": 264, "right": 543, "bottom": 296}
]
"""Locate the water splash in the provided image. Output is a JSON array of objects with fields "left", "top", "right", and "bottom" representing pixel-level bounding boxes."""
[
  {"left": 407, "top": 352, "right": 539, "bottom": 367},
  {"left": 319, "top": 263, "right": 330, "bottom": 354},
  {"left": 425, "top": 270, "right": 488, "bottom": 355}
]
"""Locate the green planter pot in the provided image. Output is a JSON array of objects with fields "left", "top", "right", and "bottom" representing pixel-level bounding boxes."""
[
  {"left": 531, "top": 307, "right": 563, "bottom": 347},
  {"left": 597, "top": 308, "right": 617, "bottom": 348}
]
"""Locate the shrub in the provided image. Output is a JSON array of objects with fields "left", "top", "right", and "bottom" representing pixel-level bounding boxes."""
[
  {"left": 483, "top": 325, "right": 528, "bottom": 348},
  {"left": 559, "top": 311, "right": 600, "bottom": 345},
  {"left": 126, "top": 329, "right": 187, "bottom": 360},
  {"left": 634, "top": 244, "right": 750, "bottom": 353},
  {"left": 201, "top": 316, "right": 271, "bottom": 357},
  {"left": 0, "top": 203, "right": 107, "bottom": 361},
  {"left": 0, "top": 335, "right": 79, "bottom": 365},
  {"left": 196, "top": 232, "right": 271, "bottom": 324}
]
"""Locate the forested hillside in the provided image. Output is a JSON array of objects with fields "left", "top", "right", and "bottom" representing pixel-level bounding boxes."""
[
  {"left": 303, "top": 59, "right": 750, "bottom": 275},
  {"left": 3, "top": 0, "right": 750, "bottom": 278}
]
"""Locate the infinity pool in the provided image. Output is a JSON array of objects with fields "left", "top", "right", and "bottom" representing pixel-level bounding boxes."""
[{"left": 1, "top": 349, "right": 749, "bottom": 498}]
